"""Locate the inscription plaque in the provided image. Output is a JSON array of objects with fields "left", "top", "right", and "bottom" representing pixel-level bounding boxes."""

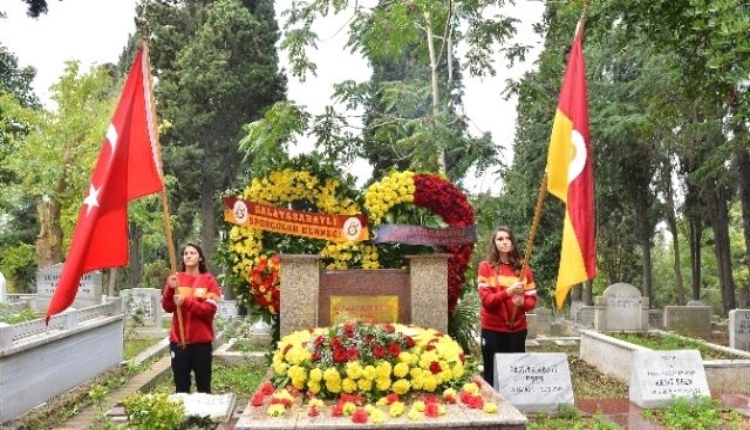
[{"left": 330, "top": 295, "right": 399, "bottom": 324}]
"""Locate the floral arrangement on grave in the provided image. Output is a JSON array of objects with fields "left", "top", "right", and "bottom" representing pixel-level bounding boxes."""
[
  {"left": 249, "top": 322, "right": 499, "bottom": 423},
  {"left": 247, "top": 253, "right": 281, "bottom": 315},
  {"left": 363, "top": 171, "right": 475, "bottom": 313},
  {"left": 221, "top": 155, "right": 475, "bottom": 342},
  {"left": 223, "top": 155, "right": 369, "bottom": 326}
]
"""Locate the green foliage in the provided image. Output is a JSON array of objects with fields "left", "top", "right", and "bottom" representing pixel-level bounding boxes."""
[
  {"left": 0, "top": 303, "right": 37, "bottom": 324},
  {"left": 610, "top": 332, "right": 743, "bottom": 360},
  {"left": 212, "top": 361, "right": 266, "bottom": 395},
  {"left": 641, "top": 395, "right": 742, "bottom": 430},
  {"left": 0, "top": 242, "right": 36, "bottom": 292},
  {"left": 140, "top": 0, "right": 286, "bottom": 250},
  {"left": 0, "top": 43, "right": 40, "bottom": 108},
  {"left": 447, "top": 292, "right": 479, "bottom": 356},
  {"left": 122, "top": 392, "right": 185, "bottom": 430}
]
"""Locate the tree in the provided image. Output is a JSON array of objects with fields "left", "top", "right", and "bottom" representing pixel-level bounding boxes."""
[
  {"left": 280, "top": 0, "right": 527, "bottom": 179},
  {"left": 139, "top": 0, "right": 286, "bottom": 259},
  {"left": 3, "top": 62, "right": 117, "bottom": 268},
  {"left": 603, "top": 0, "right": 750, "bottom": 313}
]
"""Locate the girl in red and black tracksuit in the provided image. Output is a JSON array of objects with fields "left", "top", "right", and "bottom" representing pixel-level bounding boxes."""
[
  {"left": 162, "top": 242, "right": 221, "bottom": 393},
  {"left": 478, "top": 226, "right": 537, "bottom": 387}
]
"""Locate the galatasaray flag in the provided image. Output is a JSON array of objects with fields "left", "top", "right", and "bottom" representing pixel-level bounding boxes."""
[
  {"left": 46, "top": 46, "right": 164, "bottom": 322},
  {"left": 546, "top": 27, "right": 596, "bottom": 309}
]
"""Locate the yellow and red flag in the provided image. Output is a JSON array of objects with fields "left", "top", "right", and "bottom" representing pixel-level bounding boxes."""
[{"left": 546, "top": 26, "right": 596, "bottom": 309}]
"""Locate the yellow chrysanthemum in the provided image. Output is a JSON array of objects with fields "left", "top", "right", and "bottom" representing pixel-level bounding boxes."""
[
  {"left": 393, "top": 362, "right": 410, "bottom": 378},
  {"left": 389, "top": 401, "right": 406, "bottom": 417},
  {"left": 392, "top": 379, "right": 411, "bottom": 395},
  {"left": 342, "top": 378, "right": 358, "bottom": 393}
]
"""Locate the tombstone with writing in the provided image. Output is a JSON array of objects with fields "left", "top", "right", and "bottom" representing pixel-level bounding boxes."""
[
  {"left": 594, "top": 283, "right": 648, "bottom": 332},
  {"left": 494, "top": 353, "right": 574, "bottom": 412},
  {"left": 630, "top": 349, "right": 710, "bottom": 409},
  {"left": 664, "top": 305, "right": 712, "bottom": 334},
  {"left": 729, "top": 309, "right": 750, "bottom": 352},
  {"left": 120, "top": 288, "right": 163, "bottom": 327},
  {"left": 35, "top": 263, "right": 102, "bottom": 311},
  {"left": 169, "top": 393, "right": 236, "bottom": 423},
  {"left": 218, "top": 299, "right": 238, "bottom": 319}
]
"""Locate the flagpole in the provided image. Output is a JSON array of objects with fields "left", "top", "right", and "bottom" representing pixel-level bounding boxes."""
[
  {"left": 142, "top": 39, "right": 186, "bottom": 348},
  {"left": 509, "top": 174, "right": 547, "bottom": 322}
]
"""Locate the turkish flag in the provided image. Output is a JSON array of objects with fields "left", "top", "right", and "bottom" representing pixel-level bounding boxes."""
[
  {"left": 46, "top": 46, "right": 164, "bottom": 322},
  {"left": 545, "top": 27, "right": 597, "bottom": 309}
]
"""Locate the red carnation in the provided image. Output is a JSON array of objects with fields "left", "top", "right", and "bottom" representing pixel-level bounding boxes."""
[
  {"left": 308, "top": 405, "right": 320, "bottom": 417},
  {"left": 347, "top": 346, "right": 361, "bottom": 360},
  {"left": 250, "top": 393, "right": 264, "bottom": 407},
  {"left": 383, "top": 323, "right": 396, "bottom": 333},
  {"left": 333, "top": 347, "right": 349, "bottom": 363},
  {"left": 260, "top": 381, "right": 275, "bottom": 395},
  {"left": 388, "top": 342, "right": 401, "bottom": 357},
  {"left": 429, "top": 361, "right": 442, "bottom": 374},
  {"left": 352, "top": 408, "right": 368, "bottom": 424},
  {"left": 372, "top": 344, "right": 386, "bottom": 359},
  {"left": 425, "top": 402, "right": 439, "bottom": 418},
  {"left": 404, "top": 336, "right": 416, "bottom": 348}
]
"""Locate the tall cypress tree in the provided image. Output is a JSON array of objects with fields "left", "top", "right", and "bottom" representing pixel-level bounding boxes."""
[{"left": 139, "top": 0, "right": 286, "bottom": 258}]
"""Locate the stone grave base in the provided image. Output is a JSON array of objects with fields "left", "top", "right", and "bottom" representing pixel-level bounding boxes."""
[{"left": 235, "top": 378, "right": 527, "bottom": 430}]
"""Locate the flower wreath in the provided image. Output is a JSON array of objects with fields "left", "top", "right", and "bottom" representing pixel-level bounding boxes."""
[
  {"left": 227, "top": 163, "right": 370, "bottom": 316},
  {"left": 364, "top": 171, "right": 475, "bottom": 312}
]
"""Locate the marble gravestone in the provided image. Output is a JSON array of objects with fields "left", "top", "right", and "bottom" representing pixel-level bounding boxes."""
[
  {"left": 729, "top": 309, "right": 750, "bottom": 352},
  {"left": 36, "top": 263, "right": 102, "bottom": 310},
  {"left": 629, "top": 349, "right": 710, "bottom": 409},
  {"left": 0, "top": 271, "right": 6, "bottom": 302},
  {"left": 169, "top": 393, "right": 236, "bottom": 423},
  {"left": 494, "top": 353, "right": 574, "bottom": 412},
  {"left": 594, "top": 283, "right": 648, "bottom": 332}
]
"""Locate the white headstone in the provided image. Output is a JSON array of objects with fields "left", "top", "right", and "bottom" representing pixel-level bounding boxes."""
[
  {"left": 601, "top": 283, "right": 644, "bottom": 331},
  {"left": 0, "top": 271, "right": 6, "bottom": 302},
  {"left": 218, "top": 300, "right": 238, "bottom": 319},
  {"left": 729, "top": 309, "right": 750, "bottom": 352},
  {"left": 629, "top": 349, "right": 710, "bottom": 409},
  {"left": 494, "top": 353, "right": 574, "bottom": 412},
  {"left": 169, "top": 393, "right": 236, "bottom": 423},
  {"left": 35, "top": 263, "right": 102, "bottom": 309},
  {"left": 121, "top": 288, "right": 162, "bottom": 326}
]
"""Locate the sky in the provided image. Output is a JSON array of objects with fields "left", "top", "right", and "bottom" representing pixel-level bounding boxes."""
[{"left": 0, "top": 0, "right": 545, "bottom": 193}]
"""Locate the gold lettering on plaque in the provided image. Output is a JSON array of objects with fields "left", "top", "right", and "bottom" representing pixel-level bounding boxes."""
[{"left": 330, "top": 296, "right": 399, "bottom": 324}]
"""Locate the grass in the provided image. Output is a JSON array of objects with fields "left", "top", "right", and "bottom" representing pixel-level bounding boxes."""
[
  {"left": 226, "top": 338, "right": 268, "bottom": 353},
  {"left": 641, "top": 396, "right": 748, "bottom": 429},
  {"left": 610, "top": 332, "right": 744, "bottom": 360},
  {"left": 123, "top": 337, "right": 161, "bottom": 360}
]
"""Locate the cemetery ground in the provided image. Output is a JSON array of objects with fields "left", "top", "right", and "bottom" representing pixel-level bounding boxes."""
[{"left": 2, "top": 321, "right": 748, "bottom": 430}]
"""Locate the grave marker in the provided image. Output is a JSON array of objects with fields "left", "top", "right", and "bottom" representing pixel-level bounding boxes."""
[
  {"left": 494, "top": 353, "right": 574, "bottom": 412},
  {"left": 594, "top": 283, "right": 648, "bottom": 332},
  {"left": 219, "top": 299, "right": 238, "bottom": 319},
  {"left": 168, "top": 393, "right": 236, "bottom": 423},
  {"left": 629, "top": 349, "right": 710, "bottom": 408},
  {"left": 729, "top": 309, "right": 750, "bottom": 352},
  {"left": 35, "top": 263, "right": 102, "bottom": 310},
  {"left": 120, "top": 288, "right": 162, "bottom": 326}
]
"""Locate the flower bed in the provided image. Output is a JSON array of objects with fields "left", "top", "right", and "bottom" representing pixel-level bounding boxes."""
[{"left": 235, "top": 323, "right": 527, "bottom": 428}]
